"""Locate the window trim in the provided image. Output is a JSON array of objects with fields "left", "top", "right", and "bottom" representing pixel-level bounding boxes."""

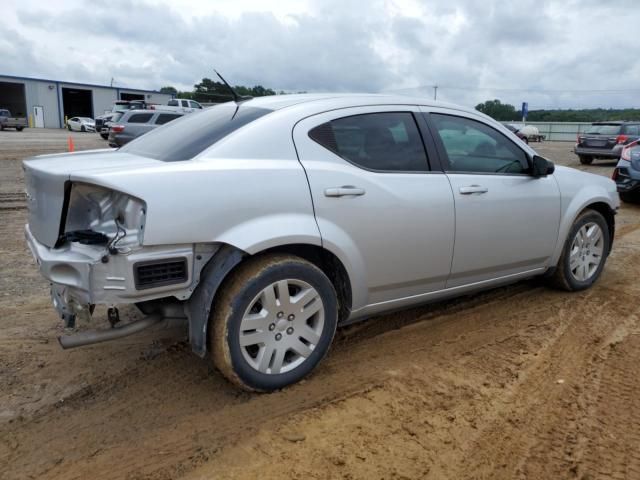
[
  {"left": 307, "top": 111, "right": 434, "bottom": 174},
  {"left": 422, "top": 112, "right": 533, "bottom": 177},
  {"left": 126, "top": 112, "right": 154, "bottom": 124}
]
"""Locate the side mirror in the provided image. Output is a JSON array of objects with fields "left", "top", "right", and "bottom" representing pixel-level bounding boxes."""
[{"left": 531, "top": 155, "right": 555, "bottom": 177}]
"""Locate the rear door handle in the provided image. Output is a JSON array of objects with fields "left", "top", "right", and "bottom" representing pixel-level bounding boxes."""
[
  {"left": 324, "top": 186, "right": 366, "bottom": 197},
  {"left": 459, "top": 185, "right": 488, "bottom": 195}
]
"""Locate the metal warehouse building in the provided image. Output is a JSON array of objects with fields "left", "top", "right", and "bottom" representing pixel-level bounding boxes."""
[{"left": 0, "top": 74, "right": 173, "bottom": 129}]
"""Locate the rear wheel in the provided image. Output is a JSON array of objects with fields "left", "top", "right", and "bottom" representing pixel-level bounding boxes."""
[
  {"left": 210, "top": 254, "right": 338, "bottom": 391},
  {"left": 100, "top": 133, "right": 108, "bottom": 140},
  {"left": 67, "top": 124, "right": 72, "bottom": 131},
  {"left": 579, "top": 155, "right": 594, "bottom": 165},
  {"left": 549, "top": 209, "right": 610, "bottom": 291},
  {"left": 16, "top": 126, "right": 24, "bottom": 132}
]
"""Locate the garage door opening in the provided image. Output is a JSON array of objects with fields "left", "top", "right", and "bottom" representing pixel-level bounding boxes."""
[
  {"left": 0, "top": 81, "right": 27, "bottom": 117},
  {"left": 120, "top": 92, "right": 145, "bottom": 101},
  {"left": 62, "top": 87, "right": 93, "bottom": 119}
]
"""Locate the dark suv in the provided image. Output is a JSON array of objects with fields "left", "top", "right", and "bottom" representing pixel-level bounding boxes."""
[{"left": 575, "top": 121, "right": 640, "bottom": 165}]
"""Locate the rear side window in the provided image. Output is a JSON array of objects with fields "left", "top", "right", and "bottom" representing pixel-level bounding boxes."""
[
  {"left": 155, "top": 113, "right": 181, "bottom": 125},
  {"left": 127, "top": 113, "right": 153, "bottom": 123},
  {"left": 168, "top": 99, "right": 178, "bottom": 107},
  {"left": 308, "top": 112, "right": 429, "bottom": 172},
  {"left": 120, "top": 105, "right": 272, "bottom": 161}
]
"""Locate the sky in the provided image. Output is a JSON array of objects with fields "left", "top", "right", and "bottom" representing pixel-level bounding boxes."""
[{"left": 2, "top": 0, "right": 640, "bottom": 109}]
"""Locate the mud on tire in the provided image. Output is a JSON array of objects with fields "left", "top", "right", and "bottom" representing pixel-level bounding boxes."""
[
  {"left": 549, "top": 209, "right": 610, "bottom": 292},
  {"left": 210, "top": 254, "right": 338, "bottom": 392}
]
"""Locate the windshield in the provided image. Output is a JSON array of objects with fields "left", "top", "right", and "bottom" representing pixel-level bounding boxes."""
[
  {"left": 586, "top": 124, "right": 621, "bottom": 135},
  {"left": 120, "top": 104, "right": 272, "bottom": 161}
]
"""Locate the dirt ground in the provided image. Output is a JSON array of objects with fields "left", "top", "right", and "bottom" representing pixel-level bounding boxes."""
[{"left": 1, "top": 129, "right": 639, "bottom": 480}]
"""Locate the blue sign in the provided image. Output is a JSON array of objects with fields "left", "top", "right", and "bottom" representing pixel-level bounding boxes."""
[{"left": 522, "top": 102, "right": 529, "bottom": 120}]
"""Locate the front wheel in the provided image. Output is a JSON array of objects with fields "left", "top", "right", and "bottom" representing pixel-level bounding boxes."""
[
  {"left": 549, "top": 209, "right": 610, "bottom": 291},
  {"left": 16, "top": 126, "right": 24, "bottom": 131},
  {"left": 210, "top": 254, "right": 338, "bottom": 391},
  {"left": 100, "top": 133, "right": 108, "bottom": 140},
  {"left": 579, "top": 155, "right": 594, "bottom": 165}
]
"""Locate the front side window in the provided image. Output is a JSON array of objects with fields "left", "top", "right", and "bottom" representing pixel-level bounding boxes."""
[
  {"left": 189, "top": 101, "right": 202, "bottom": 109},
  {"left": 308, "top": 112, "right": 429, "bottom": 172},
  {"left": 168, "top": 99, "right": 179, "bottom": 107},
  {"left": 127, "top": 113, "right": 154, "bottom": 123},
  {"left": 623, "top": 124, "right": 640, "bottom": 136},
  {"left": 430, "top": 114, "right": 529, "bottom": 174}
]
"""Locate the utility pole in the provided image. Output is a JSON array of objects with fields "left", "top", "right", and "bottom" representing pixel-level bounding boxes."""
[
  {"left": 110, "top": 77, "right": 114, "bottom": 87},
  {"left": 433, "top": 85, "right": 438, "bottom": 101}
]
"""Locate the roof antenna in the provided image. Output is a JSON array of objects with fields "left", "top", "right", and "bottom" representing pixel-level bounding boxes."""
[{"left": 214, "top": 70, "right": 251, "bottom": 103}]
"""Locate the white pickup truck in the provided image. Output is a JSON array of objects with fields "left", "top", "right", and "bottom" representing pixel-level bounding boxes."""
[{"left": 153, "top": 98, "right": 204, "bottom": 114}]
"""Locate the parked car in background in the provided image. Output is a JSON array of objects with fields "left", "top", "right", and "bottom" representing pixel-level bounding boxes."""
[
  {"left": 23, "top": 94, "right": 618, "bottom": 391},
  {"left": 505, "top": 124, "right": 529, "bottom": 144},
  {"left": 108, "top": 109, "right": 183, "bottom": 147},
  {"left": 613, "top": 139, "right": 640, "bottom": 202},
  {"left": 0, "top": 109, "right": 27, "bottom": 131},
  {"left": 154, "top": 98, "right": 203, "bottom": 114},
  {"left": 574, "top": 121, "right": 640, "bottom": 165},
  {"left": 95, "top": 101, "right": 153, "bottom": 138},
  {"left": 67, "top": 117, "right": 96, "bottom": 132}
]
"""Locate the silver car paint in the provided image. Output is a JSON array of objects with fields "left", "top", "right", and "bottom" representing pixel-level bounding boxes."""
[{"left": 23, "top": 94, "right": 620, "bottom": 326}]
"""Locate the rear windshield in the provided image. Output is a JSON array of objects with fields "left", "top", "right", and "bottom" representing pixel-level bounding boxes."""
[
  {"left": 120, "top": 104, "right": 272, "bottom": 161},
  {"left": 586, "top": 124, "right": 621, "bottom": 135}
]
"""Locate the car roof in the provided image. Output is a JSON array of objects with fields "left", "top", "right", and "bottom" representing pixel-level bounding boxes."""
[{"left": 223, "top": 93, "right": 480, "bottom": 116}]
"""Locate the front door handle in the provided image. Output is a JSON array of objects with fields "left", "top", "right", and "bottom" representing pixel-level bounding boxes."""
[
  {"left": 324, "top": 186, "right": 366, "bottom": 197},
  {"left": 459, "top": 185, "right": 488, "bottom": 195}
]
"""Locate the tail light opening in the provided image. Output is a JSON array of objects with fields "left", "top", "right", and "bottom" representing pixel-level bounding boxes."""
[
  {"left": 111, "top": 125, "right": 125, "bottom": 133},
  {"left": 616, "top": 134, "right": 629, "bottom": 144}
]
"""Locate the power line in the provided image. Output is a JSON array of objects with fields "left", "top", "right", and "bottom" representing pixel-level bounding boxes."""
[{"left": 390, "top": 85, "right": 640, "bottom": 95}]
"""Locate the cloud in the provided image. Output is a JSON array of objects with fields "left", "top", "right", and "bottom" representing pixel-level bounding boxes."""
[{"left": 2, "top": 0, "right": 640, "bottom": 109}]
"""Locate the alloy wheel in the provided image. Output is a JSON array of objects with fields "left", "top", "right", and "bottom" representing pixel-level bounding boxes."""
[
  {"left": 569, "top": 222, "right": 604, "bottom": 281},
  {"left": 239, "top": 279, "right": 325, "bottom": 375}
]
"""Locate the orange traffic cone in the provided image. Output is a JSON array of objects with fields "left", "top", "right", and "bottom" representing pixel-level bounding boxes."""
[{"left": 68, "top": 136, "right": 75, "bottom": 152}]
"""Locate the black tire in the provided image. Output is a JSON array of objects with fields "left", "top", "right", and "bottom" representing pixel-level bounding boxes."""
[
  {"left": 16, "top": 126, "right": 24, "bottom": 132},
  {"left": 579, "top": 155, "right": 594, "bottom": 165},
  {"left": 523, "top": 137, "right": 529, "bottom": 144},
  {"left": 619, "top": 191, "right": 638, "bottom": 203},
  {"left": 100, "top": 133, "right": 108, "bottom": 140},
  {"left": 81, "top": 125, "right": 86, "bottom": 132},
  {"left": 210, "top": 254, "right": 338, "bottom": 392},
  {"left": 548, "top": 209, "right": 610, "bottom": 291},
  {"left": 67, "top": 124, "right": 71, "bottom": 131}
]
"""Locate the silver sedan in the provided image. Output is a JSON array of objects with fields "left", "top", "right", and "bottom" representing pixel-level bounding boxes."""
[{"left": 24, "top": 94, "right": 619, "bottom": 391}]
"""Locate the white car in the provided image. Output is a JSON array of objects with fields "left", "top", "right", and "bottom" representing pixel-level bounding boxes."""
[
  {"left": 67, "top": 117, "right": 96, "bottom": 132},
  {"left": 24, "top": 94, "right": 619, "bottom": 391}
]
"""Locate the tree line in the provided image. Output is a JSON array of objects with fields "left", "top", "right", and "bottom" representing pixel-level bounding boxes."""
[
  {"left": 159, "top": 78, "right": 301, "bottom": 103},
  {"left": 475, "top": 99, "right": 640, "bottom": 123}
]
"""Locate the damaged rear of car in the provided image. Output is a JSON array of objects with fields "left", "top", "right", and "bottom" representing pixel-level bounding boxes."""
[{"left": 23, "top": 102, "right": 306, "bottom": 354}]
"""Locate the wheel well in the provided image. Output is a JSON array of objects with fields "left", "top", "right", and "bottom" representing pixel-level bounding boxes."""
[
  {"left": 583, "top": 202, "right": 615, "bottom": 252},
  {"left": 256, "top": 244, "right": 353, "bottom": 323}
]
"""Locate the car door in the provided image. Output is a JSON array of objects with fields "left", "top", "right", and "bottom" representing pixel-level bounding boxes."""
[
  {"left": 423, "top": 109, "right": 561, "bottom": 288},
  {"left": 293, "top": 106, "right": 455, "bottom": 311},
  {"left": 68, "top": 118, "right": 78, "bottom": 131}
]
